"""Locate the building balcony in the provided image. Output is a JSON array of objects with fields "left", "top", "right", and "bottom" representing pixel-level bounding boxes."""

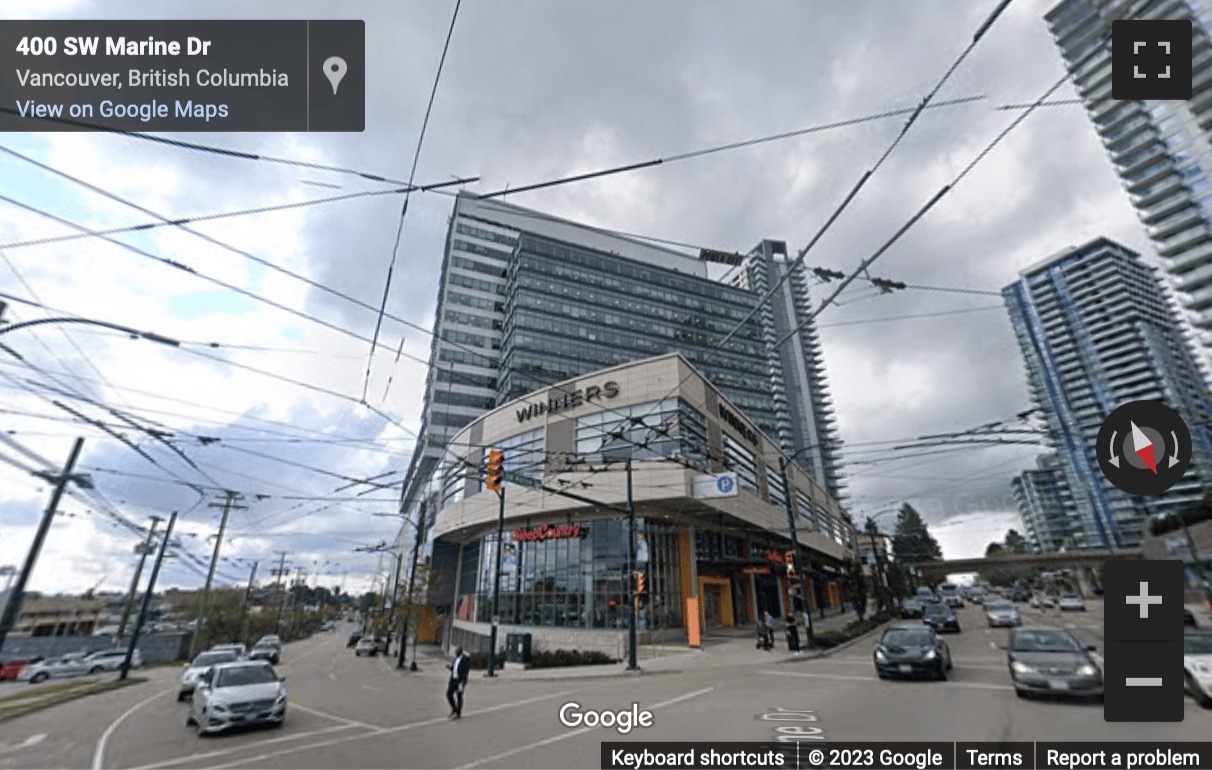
[{"left": 1157, "top": 226, "right": 1212, "bottom": 258}]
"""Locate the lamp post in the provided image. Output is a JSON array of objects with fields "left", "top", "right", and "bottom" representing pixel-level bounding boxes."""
[
  {"left": 0, "top": 315, "right": 180, "bottom": 346},
  {"left": 373, "top": 510, "right": 426, "bottom": 671}
]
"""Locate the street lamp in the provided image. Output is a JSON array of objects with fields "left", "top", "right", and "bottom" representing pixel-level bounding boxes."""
[{"left": 775, "top": 448, "right": 822, "bottom": 651}]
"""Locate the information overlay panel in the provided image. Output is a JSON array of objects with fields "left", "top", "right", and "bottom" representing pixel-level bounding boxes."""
[
  {"left": 0, "top": 20, "right": 364, "bottom": 132},
  {"left": 599, "top": 742, "right": 1212, "bottom": 770}
]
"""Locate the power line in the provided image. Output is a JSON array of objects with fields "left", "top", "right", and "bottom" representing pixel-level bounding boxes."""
[
  {"left": 818, "top": 305, "right": 1002, "bottom": 328},
  {"left": 364, "top": 0, "right": 463, "bottom": 403},
  {"left": 480, "top": 95, "right": 986, "bottom": 199}
]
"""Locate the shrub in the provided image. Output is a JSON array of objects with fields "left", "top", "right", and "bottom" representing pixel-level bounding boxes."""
[
  {"left": 528, "top": 649, "right": 619, "bottom": 669},
  {"left": 467, "top": 651, "right": 505, "bottom": 670}
]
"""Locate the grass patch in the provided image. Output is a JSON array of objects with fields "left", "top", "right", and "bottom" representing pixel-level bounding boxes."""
[
  {"left": 0, "top": 678, "right": 145, "bottom": 723},
  {"left": 810, "top": 614, "right": 892, "bottom": 650}
]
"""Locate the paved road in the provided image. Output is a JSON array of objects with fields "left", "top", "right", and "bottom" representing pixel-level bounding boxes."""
[{"left": 1, "top": 604, "right": 1208, "bottom": 769}]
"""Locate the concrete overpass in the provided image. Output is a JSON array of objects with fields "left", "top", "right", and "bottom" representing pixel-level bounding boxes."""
[{"left": 915, "top": 548, "right": 1143, "bottom": 596}]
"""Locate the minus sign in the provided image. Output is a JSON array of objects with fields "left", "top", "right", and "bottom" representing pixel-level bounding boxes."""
[{"left": 1125, "top": 677, "right": 1163, "bottom": 686}]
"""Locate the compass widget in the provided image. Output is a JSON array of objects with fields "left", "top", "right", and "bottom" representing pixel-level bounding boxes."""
[{"left": 1096, "top": 400, "right": 1192, "bottom": 496}]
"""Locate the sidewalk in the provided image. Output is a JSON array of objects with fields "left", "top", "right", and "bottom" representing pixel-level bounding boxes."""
[{"left": 390, "top": 609, "right": 881, "bottom": 682}]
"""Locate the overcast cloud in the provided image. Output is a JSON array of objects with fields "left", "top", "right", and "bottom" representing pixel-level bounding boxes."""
[{"left": 0, "top": 0, "right": 1166, "bottom": 596}]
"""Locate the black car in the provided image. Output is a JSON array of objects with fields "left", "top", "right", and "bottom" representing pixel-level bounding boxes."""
[
  {"left": 900, "top": 597, "right": 924, "bottom": 618},
  {"left": 921, "top": 602, "right": 961, "bottom": 633},
  {"left": 346, "top": 632, "right": 362, "bottom": 648},
  {"left": 1009, "top": 587, "right": 1030, "bottom": 603},
  {"left": 1006, "top": 626, "right": 1102, "bottom": 699},
  {"left": 873, "top": 624, "right": 952, "bottom": 680}
]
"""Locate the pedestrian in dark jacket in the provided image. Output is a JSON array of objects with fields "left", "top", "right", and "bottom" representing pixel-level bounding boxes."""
[
  {"left": 785, "top": 614, "right": 801, "bottom": 654},
  {"left": 446, "top": 647, "right": 471, "bottom": 719}
]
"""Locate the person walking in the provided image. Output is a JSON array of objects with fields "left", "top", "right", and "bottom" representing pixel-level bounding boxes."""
[
  {"left": 446, "top": 646, "right": 471, "bottom": 719},
  {"left": 785, "top": 614, "right": 801, "bottom": 655}
]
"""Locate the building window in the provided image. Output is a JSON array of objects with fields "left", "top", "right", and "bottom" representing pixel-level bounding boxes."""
[
  {"left": 723, "top": 435, "right": 758, "bottom": 491},
  {"left": 796, "top": 490, "right": 815, "bottom": 531},
  {"left": 479, "top": 428, "right": 545, "bottom": 491},
  {"left": 766, "top": 466, "right": 787, "bottom": 509},
  {"left": 574, "top": 399, "right": 709, "bottom": 469}
]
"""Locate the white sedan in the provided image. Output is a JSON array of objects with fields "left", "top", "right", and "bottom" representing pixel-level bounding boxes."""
[
  {"left": 18, "top": 653, "right": 90, "bottom": 683},
  {"left": 1058, "top": 594, "right": 1085, "bottom": 611},
  {"left": 1184, "top": 631, "right": 1212, "bottom": 708},
  {"left": 187, "top": 660, "right": 287, "bottom": 735}
]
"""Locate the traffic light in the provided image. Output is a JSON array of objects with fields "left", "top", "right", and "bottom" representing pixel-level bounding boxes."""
[
  {"left": 486, "top": 449, "right": 504, "bottom": 492},
  {"left": 785, "top": 550, "right": 797, "bottom": 577},
  {"left": 634, "top": 571, "right": 647, "bottom": 595}
]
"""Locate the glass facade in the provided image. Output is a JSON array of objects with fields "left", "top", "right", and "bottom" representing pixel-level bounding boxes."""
[
  {"left": 574, "top": 398, "right": 709, "bottom": 469},
  {"left": 456, "top": 519, "right": 683, "bottom": 631},
  {"left": 499, "top": 233, "right": 777, "bottom": 435}
]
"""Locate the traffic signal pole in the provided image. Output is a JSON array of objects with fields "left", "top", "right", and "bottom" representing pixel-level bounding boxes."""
[
  {"left": 626, "top": 459, "right": 638, "bottom": 670},
  {"left": 121, "top": 511, "right": 176, "bottom": 680},
  {"left": 486, "top": 450, "right": 505, "bottom": 677},
  {"left": 778, "top": 456, "right": 815, "bottom": 650}
]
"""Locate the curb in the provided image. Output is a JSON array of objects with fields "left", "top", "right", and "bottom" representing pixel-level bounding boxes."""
[{"left": 776, "top": 618, "right": 893, "bottom": 664}]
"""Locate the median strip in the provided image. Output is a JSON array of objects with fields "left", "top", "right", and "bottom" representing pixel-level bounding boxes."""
[{"left": 0, "top": 678, "right": 146, "bottom": 723}]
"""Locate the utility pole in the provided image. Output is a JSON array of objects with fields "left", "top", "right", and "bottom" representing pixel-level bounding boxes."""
[
  {"left": 121, "top": 511, "right": 176, "bottom": 679},
  {"left": 386, "top": 551, "right": 403, "bottom": 656},
  {"left": 625, "top": 458, "right": 638, "bottom": 671},
  {"left": 272, "top": 551, "right": 290, "bottom": 631},
  {"left": 188, "top": 491, "right": 245, "bottom": 658},
  {"left": 288, "top": 567, "right": 305, "bottom": 639},
  {"left": 239, "top": 560, "right": 258, "bottom": 642},
  {"left": 115, "top": 515, "right": 162, "bottom": 645},
  {"left": 0, "top": 438, "right": 85, "bottom": 658}
]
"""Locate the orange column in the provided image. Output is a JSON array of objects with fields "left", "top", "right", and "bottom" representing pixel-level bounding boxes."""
[{"left": 678, "top": 528, "right": 695, "bottom": 629}]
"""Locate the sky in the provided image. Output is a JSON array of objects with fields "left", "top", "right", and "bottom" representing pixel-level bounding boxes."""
[{"left": 0, "top": 0, "right": 1172, "bottom": 598}]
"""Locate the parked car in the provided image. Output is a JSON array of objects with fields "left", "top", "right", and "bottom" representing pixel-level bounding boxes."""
[
  {"left": 179, "top": 649, "right": 241, "bottom": 701},
  {"left": 248, "top": 642, "right": 280, "bottom": 665},
  {"left": 84, "top": 649, "right": 142, "bottom": 673},
  {"left": 1005, "top": 626, "right": 1102, "bottom": 699},
  {"left": 210, "top": 643, "right": 247, "bottom": 658},
  {"left": 921, "top": 602, "right": 961, "bottom": 633},
  {"left": 0, "top": 657, "right": 40, "bottom": 681},
  {"left": 354, "top": 637, "right": 382, "bottom": 657},
  {"left": 873, "top": 624, "right": 952, "bottom": 680},
  {"left": 187, "top": 660, "right": 287, "bottom": 735},
  {"left": 1058, "top": 593, "right": 1086, "bottom": 611},
  {"left": 19, "top": 653, "right": 91, "bottom": 684},
  {"left": 1183, "top": 630, "right": 1212, "bottom": 708},
  {"left": 985, "top": 600, "right": 1021, "bottom": 627},
  {"left": 347, "top": 632, "right": 363, "bottom": 648}
]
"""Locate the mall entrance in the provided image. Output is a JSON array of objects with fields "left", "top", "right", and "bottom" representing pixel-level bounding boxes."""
[{"left": 754, "top": 574, "right": 783, "bottom": 619}]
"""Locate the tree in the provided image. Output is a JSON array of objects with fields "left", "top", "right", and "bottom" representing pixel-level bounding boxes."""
[
  {"left": 844, "top": 559, "right": 869, "bottom": 621},
  {"left": 1004, "top": 529, "right": 1030, "bottom": 554},
  {"left": 985, "top": 542, "right": 1005, "bottom": 558},
  {"left": 885, "top": 561, "right": 910, "bottom": 601},
  {"left": 891, "top": 503, "right": 943, "bottom": 565}
]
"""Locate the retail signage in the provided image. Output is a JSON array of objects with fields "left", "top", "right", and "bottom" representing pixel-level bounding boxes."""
[
  {"left": 764, "top": 550, "right": 784, "bottom": 565},
  {"left": 717, "top": 403, "right": 759, "bottom": 446},
  {"left": 692, "top": 472, "right": 738, "bottom": 499},
  {"left": 515, "top": 380, "right": 620, "bottom": 423},
  {"left": 511, "top": 523, "right": 588, "bottom": 542},
  {"left": 742, "top": 566, "right": 771, "bottom": 576}
]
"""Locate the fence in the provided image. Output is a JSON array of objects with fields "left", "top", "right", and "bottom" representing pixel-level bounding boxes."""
[{"left": 0, "top": 632, "right": 190, "bottom": 664}]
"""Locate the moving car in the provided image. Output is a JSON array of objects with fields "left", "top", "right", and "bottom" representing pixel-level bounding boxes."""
[
  {"left": 1009, "top": 587, "right": 1031, "bottom": 603},
  {"left": 914, "top": 587, "right": 935, "bottom": 603},
  {"left": 179, "top": 649, "right": 241, "bottom": 701},
  {"left": 1058, "top": 593, "right": 1085, "bottom": 611},
  {"left": 937, "top": 584, "right": 964, "bottom": 608},
  {"left": 354, "top": 637, "right": 383, "bottom": 656},
  {"left": 921, "top": 602, "right": 961, "bottom": 633},
  {"left": 187, "top": 660, "right": 286, "bottom": 735},
  {"left": 873, "top": 624, "right": 952, "bottom": 680},
  {"left": 18, "top": 653, "right": 90, "bottom": 684},
  {"left": 967, "top": 586, "right": 988, "bottom": 605},
  {"left": 1006, "top": 626, "right": 1102, "bottom": 699},
  {"left": 248, "top": 641, "right": 281, "bottom": 665},
  {"left": 210, "top": 643, "right": 246, "bottom": 657},
  {"left": 347, "top": 632, "right": 362, "bottom": 648},
  {"left": 84, "top": 649, "right": 142, "bottom": 673},
  {"left": 256, "top": 635, "right": 282, "bottom": 649},
  {"left": 985, "top": 600, "right": 1021, "bottom": 627},
  {"left": 1183, "top": 630, "right": 1212, "bottom": 708},
  {"left": 899, "top": 597, "right": 924, "bottom": 618}
]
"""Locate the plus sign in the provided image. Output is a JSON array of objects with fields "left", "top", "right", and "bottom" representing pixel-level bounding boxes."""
[{"left": 1126, "top": 581, "right": 1163, "bottom": 619}]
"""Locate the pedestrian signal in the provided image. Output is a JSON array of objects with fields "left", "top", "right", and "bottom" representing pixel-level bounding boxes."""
[
  {"left": 486, "top": 449, "right": 504, "bottom": 492},
  {"left": 635, "top": 571, "right": 647, "bottom": 594},
  {"left": 785, "top": 550, "right": 796, "bottom": 576}
]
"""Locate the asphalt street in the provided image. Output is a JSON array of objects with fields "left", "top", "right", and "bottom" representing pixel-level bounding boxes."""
[{"left": 0, "top": 602, "right": 1208, "bottom": 769}]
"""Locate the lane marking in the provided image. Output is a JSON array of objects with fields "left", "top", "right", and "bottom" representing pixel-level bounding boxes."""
[
  {"left": 169, "top": 688, "right": 583, "bottom": 770},
  {"left": 92, "top": 687, "right": 175, "bottom": 770},
  {"left": 759, "top": 671, "right": 1013, "bottom": 691},
  {"left": 128, "top": 724, "right": 360, "bottom": 770},
  {"left": 457, "top": 686, "right": 714, "bottom": 770},
  {"left": 0, "top": 734, "right": 46, "bottom": 754},
  {"left": 290, "top": 702, "right": 378, "bottom": 731}
]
